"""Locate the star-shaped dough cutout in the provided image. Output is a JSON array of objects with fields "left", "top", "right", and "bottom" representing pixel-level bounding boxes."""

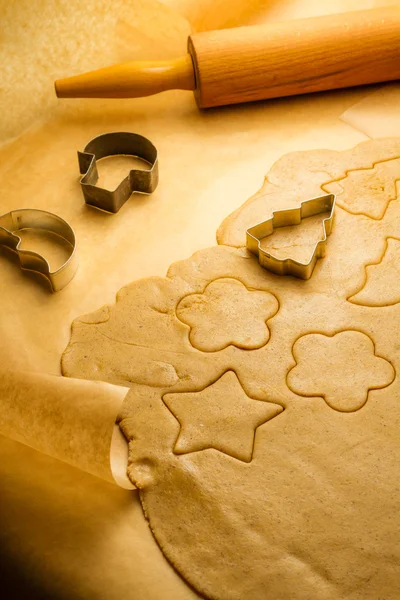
[{"left": 163, "top": 371, "right": 284, "bottom": 463}]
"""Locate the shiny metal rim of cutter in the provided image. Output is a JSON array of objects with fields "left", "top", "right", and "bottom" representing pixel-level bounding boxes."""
[
  {"left": 246, "top": 194, "right": 336, "bottom": 280},
  {"left": 0, "top": 209, "right": 77, "bottom": 292},
  {"left": 78, "top": 132, "right": 159, "bottom": 213}
]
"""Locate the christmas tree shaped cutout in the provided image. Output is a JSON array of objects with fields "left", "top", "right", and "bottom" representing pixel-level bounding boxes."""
[{"left": 246, "top": 194, "right": 335, "bottom": 280}]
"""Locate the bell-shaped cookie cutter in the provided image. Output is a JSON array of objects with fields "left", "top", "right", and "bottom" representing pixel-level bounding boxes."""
[
  {"left": 78, "top": 132, "right": 159, "bottom": 213},
  {"left": 0, "top": 209, "right": 77, "bottom": 291},
  {"left": 246, "top": 193, "right": 335, "bottom": 280}
]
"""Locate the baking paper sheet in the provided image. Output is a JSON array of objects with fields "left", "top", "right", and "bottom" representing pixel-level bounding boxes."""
[
  {"left": 340, "top": 83, "right": 400, "bottom": 138},
  {"left": 0, "top": 371, "right": 132, "bottom": 488},
  {"left": 0, "top": 0, "right": 395, "bottom": 598}
]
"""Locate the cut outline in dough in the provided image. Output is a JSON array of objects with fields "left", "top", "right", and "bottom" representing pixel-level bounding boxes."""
[
  {"left": 286, "top": 329, "right": 396, "bottom": 412},
  {"left": 347, "top": 237, "right": 400, "bottom": 307},
  {"left": 162, "top": 369, "right": 285, "bottom": 463},
  {"left": 175, "top": 276, "right": 280, "bottom": 353},
  {"left": 322, "top": 156, "right": 400, "bottom": 221}
]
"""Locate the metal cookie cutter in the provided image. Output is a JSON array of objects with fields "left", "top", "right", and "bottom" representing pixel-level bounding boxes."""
[
  {"left": 246, "top": 194, "right": 335, "bottom": 280},
  {"left": 78, "top": 132, "right": 159, "bottom": 213},
  {"left": 0, "top": 209, "right": 77, "bottom": 292}
]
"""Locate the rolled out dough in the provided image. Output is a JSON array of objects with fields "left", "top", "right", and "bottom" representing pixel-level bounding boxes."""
[{"left": 63, "top": 137, "right": 400, "bottom": 600}]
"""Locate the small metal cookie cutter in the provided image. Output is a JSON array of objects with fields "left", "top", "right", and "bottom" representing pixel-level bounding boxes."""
[
  {"left": 0, "top": 209, "right": 77, "bottom": 291},
  {"left": 78, "top": 132, "right": 159, "bottom": 213},
  {"left": 246, "top": 194, "right": 335, "bottom": 280}
]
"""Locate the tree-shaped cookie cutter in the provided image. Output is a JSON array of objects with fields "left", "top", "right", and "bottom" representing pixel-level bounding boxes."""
[
  {"left": 246, "top": 194, "right": 335, "bottom": 280},
  {"left": 0, "top": 209, "right": 77, "bottom": 291},
  {"left": 78, "top": 132, "right": 159, "bottom": 213}
]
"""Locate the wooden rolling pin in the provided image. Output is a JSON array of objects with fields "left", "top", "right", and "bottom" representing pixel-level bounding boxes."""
[{"left": 55, "top": 6, "right": 400, "bottom": 108}]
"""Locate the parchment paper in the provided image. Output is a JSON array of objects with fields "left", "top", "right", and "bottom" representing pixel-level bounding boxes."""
[
  {"left": 0, "top": 0, "right": 393, "bottom": 598},
  {"left": 341, "top": 83, "right": 400, "bottom": 138},
  {"left": 0, "top": 371, "right": 132, "bottom": 488}
]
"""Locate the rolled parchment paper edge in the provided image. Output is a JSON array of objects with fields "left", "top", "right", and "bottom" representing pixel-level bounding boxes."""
[{"left": 0, "top": 371, "right": 134, "bottom": 489}]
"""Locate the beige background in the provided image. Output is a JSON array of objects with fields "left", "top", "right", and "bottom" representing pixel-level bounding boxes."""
[{"left": 0, "top": 1, "right": 398, "bottom": 598}]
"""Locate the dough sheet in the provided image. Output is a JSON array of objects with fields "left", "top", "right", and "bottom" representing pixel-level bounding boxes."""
[{"left": 64, "top": 138, "right": 400, "bottom": 599}]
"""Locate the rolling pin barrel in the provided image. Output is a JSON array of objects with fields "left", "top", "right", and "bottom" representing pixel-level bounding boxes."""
[
  {"left": 54, "top": 6, "right": 400, "bottom": 107},
  {"left": 188, "top": 6, "right": 400, "bottom": 108}
]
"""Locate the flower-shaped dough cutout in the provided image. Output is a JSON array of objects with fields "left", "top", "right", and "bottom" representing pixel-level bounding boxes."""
[
  {"left": 287, "top": 330, "right": 395, "bottom": 412},
  {"left": 176, "top": 278, "right": 279, "bottom": 352}
]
